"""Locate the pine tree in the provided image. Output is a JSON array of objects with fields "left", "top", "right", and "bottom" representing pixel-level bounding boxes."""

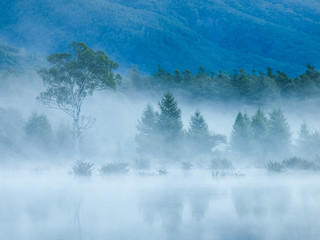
[
  {"left": 250, "top": 108, "right": 268, "bottom": 155},
  {"left": 135, "top": 105, "right": 161, "bottom": 157},
  {"left": 296, "top": 122, "right": 320, "bottom": 158},
  {"left": 137, "top": 104, "right": 158, "bottom": 135},
  {"left": 266, "top": 108, "right": 291, "bottom": 155},
  {"left": 187, "top": 110, "right": 226, "bottom": 156},
  {"left": 158, "top": 92, "right": 183, "bottom": 138},
  {"left": 251, "top": 108, "right": 267, "bottom": 141},
  {"left": 24, "top": 112, "right": 53, "bottom": 149},
  {"left": 230, "top": 112, "right": 253, "bottom": 153},
  {"left": 189, "top": 111, "right": 209, "bottom": 135}
]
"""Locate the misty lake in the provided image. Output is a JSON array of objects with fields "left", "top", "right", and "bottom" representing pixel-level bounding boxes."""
[{"left": 1, "top": 169, "right": 320, "bottom": 240}]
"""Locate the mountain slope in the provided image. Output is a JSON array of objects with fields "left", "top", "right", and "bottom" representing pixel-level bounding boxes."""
[{"left": 1, "top": 0, "right": 320, "bottom": 75}]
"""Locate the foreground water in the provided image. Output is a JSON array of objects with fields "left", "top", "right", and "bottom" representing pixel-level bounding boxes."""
[{"left": 1, "top": 168, "right": 320, "bottom": 240}]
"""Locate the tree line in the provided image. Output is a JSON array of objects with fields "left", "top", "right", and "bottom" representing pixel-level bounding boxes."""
[
  {"left": 2, "top": 41, "right": 319, "bottom": 167},
  {"left": 136, "top": 93, "right": 320, "bottom": 166},
  {"left": 128, "top": 64, "right": 320, "bottom": 104}
]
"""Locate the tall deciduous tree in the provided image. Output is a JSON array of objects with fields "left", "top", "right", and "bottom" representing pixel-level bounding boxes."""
[{"left": 38, "top": 42, "right": 121, "bottom": 159}]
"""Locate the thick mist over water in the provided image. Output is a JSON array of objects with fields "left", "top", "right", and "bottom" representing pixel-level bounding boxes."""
[
  {"left": 1, "top": 70, "right": 320, "bottom": 165},
  {"left": 1, "top": 169, "right": 320, "bottom": 240}
]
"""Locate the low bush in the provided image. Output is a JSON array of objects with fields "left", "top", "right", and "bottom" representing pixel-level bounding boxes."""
[
  {"left": 72, "top": 160, "right": 94, "bottom": 176},
  {"left": 100, "top": 162, "right": 129, "bottom": 175},
  {"left": 266, "top": 161, "right": 284, "bottom": 173},
  {"left": 157, "top": 168, "right": 168, "bottom": 175},
  {"left": 282, "top": 157, "right": 315, "bottom": 170}
]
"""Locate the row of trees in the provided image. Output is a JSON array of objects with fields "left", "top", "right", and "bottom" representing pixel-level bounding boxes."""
[
  {"left": 230, "top": 109, "right": 291, "bottom": 159},
  {"left": 128, "top": 65, "right": 320, "bottom": 103},
  {"left": 135, "top": 93, "right": 226, "bottom": 164},
  {"left": 4, "top": 41, "right": 317, "bottom": 164},
  {"left": 136, "top": 93, "right": 320, "bottom": 164},
  {"left": 230, "top": 109, "right": 320, "bottom": 160},
  {"left": 0, "top": 109, "right": 73, "bottom": 159}
]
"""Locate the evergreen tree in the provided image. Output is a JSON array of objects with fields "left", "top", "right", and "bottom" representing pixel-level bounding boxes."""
[
  {"left": 187, "top": 110, "right": 226, "bottom": 157},
  {"left": 251, "top": 108, "right": 267, "bottom": 141},
  {"left": 298, "top": 121, "right": 310, "bottom": 144},
  {"left": 158, "top": 92, "right": 183, "bottom": 138},
  {"left": 252, "top": 72, "right": 280, "bottom": 103},
  {"left": 157, "top": 92, "right": 184, "bottom": 161},
  {"left": 296, "top": 122, "right": 320, "bottom": 158},
  {"left": 135, "top": 105, "right": 161, "bottom": 158},
  {"left": 295, "top": 65, "right": 320, "bottom": 99},
  {"left": 274, "top": 70, "right": 295, "bottom": 97},
  {"left": 230, "top": 112, "right": 253, "bottom": 153},
  {"left": 231, "top": 69, "right": 254, "bottom": 102},
  {"left": 137, "top": 104, "right": 158, "bottom": 135},
  {"left": 136, "top": 94, "right": 184, "bottom": 162},
  {"left": 128, "top": 65, "right": 151, "bottom": 90},
  {"left": 189, "top": 110, "right": 209, "bottom": 135},
  {"left": 213, "top": 70, "right": 234, "bottom": 100},
  {"left": 250, "top": 108, "right": 268, "bottom": 155},
  {"left": 24, "top": 112, "right": 53, "bottom": 149},
  {"left": 266, "top": 108, "right": 291, "bottom": 155}
]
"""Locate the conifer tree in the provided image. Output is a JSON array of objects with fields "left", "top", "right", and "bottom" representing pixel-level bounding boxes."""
[
  {"left": 24, "top": 112, "right": 53, "bottom": 150},
  {"left": 158, "top": 92, "right": 183, "bottom": 138},
  {"left": 187, "top": 110, "right": 226, "bottom": 156},
  {"left": 137, "top": 104, "right": 158, "bottom": 135},
  {"left": 266, "top": 108, "right": 291, "bottom": 155},
  {"left": 251, "top": 108, "right": 267, "bottom": 141},
  {"left": 296, "top": 122, "right": 320, "bottom": 158},
  {"left": 135, "top": 105, "right": 160, "bottom": 157},
  {"left": 230, "top": 112, "right": 253, "bottom": 153},
  {"left": 250, "top": 108, "right": 268, "bottom": 155},
  {"left": 189, "top": 110, "right": 209, "bottom": 135}
]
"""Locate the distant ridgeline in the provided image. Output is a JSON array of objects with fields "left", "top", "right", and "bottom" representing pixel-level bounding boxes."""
[{"left": 128, "top": 64, "right": 320, "bottom": 104}]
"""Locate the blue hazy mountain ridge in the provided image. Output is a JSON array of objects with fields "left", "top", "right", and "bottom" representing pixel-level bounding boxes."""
[{"left": 1, "top": 0, "right": 320, "bottom": 75}]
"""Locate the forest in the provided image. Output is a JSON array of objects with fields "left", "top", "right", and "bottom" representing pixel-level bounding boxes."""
[
  {"left": 128, "top": 64, "right": 320, "bottom": 104},
  {"left": 1, "top": 41, "right": 320, "bottom": 174}
]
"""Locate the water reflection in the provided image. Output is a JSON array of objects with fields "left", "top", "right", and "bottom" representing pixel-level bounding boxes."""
[
  {"left": 1, "top": 171, "right": 320, "bottom": 240},
  {"left": 138, "top": 183, "right": 215, "bottom": 240}
]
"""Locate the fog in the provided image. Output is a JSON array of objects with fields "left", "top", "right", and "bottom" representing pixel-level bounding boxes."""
[{"left": 0, "top": 69, "right": 320, "bottom": 239}]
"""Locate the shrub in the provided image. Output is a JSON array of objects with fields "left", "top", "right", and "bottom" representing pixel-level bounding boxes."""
[
  {"left": 72, "top": 160, "right": 94, "bottom": 176},
  {"left": 266, "top": 161, "right": 284, "bottom": 173},
  {"left": 210, "top": 158, "right": 233, "bottom": 170},
  {"left": 157, "top": 168, "right": 168, "bottom": 175},
  {"left": 100, "top": 162, "right": 129, "bottom": 175},
  {"left": 282, "top": 157, "right": 315, "bottom": 170}
]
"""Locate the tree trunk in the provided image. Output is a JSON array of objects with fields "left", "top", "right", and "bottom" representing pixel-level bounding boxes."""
[{"left": 73, "top": 117, "right": 80, "bottom": 161}]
